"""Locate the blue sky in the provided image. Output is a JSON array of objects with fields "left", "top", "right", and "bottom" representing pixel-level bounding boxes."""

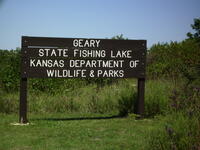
[{"left": 0, "top": 0, "right": 199, "bottom": 49}]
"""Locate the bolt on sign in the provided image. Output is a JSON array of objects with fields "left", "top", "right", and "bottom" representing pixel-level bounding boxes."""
[{"left": 19, "top": 36, "right": 146, "bottom": 123}]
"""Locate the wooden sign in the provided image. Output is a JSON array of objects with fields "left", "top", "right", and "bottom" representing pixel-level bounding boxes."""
[
  {"left": 21, "top": 37, "right": 146, "bottom": 78},
  {"left": 19, "top": 36, "right": 146, "bottom": 123}
]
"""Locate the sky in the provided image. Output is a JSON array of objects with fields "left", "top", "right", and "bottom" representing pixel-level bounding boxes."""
[{"left": 0, "top": 0, "right": 199, "bottom": 49}]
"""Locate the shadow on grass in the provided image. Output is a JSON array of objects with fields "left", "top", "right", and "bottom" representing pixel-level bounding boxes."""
[{"left": 32, "top": 115, "right": 123, "bottom": 121}]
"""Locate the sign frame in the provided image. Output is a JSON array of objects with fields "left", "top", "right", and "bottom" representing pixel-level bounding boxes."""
[{"left": 19, "top": 36, "right": 146, "bottom": 123}]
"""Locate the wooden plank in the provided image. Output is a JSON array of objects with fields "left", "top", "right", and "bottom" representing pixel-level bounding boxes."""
[
  {"left": 23, "top": 58, "right": 145, "bottom": 69},
  {"left": 21, "top": 67, "right": 145, "bottom": 78},
  {"left": 21, "top": 48, "right": 145, "bottom": 59},
  {"left": 21, "top": 57, "right": 146, "bottom": 78},
  {"left": 22, "top": 36, "right": 146, "bottom": 49}
]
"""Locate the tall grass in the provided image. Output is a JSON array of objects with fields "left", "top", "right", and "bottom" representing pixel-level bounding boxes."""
[
  {"left": 0, "top": 79, "right": 174, "bottom": 117},
  {"left": 147, "top": 112, "right": 200, "bottom": 150},
  {"left": 28, "top": 79, "right": 137, "bottom": 115},
  {"left": 144, "top": 79, "right": 173, "bottom": 117},
  {"left": 0, "top": 92, "right": 18, "bottom": 113}
]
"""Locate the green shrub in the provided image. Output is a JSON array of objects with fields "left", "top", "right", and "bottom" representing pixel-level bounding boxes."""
[
  {"left": 0, "top": 49, "right": 20, "bottom": 92},
  {"left": 0, "top": 79, "right": 139, "bottom": 114},
  {"left": 117, "top": 86, "right": 137, "bottom": 117},
  {"left": 144, "top": 80, "right": 172, "bottom": 117},
  {"left": 0, "top": 79, "right": 175, "bottom": 117},
  {"left": 147, "top": 39, "right": 200, "bottom": 81},
  {"left": 0, "top": 92, "right": 18, "bottom": 113},
  {"left": 147, "top": 112, "right": 200, "bottom": 150}
]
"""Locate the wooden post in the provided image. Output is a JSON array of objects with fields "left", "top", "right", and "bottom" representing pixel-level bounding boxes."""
[
  {"left": 136, "top": 78, "right": 145, "bottom": 117},
  {"left": 19, "top": 78, "right": 28, "bottom": 123},
  {"left": 19, "top": 36, "right": 28, "bottom": 123}
]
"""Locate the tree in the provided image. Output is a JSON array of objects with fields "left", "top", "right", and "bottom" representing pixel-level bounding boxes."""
[
  {"left": 187, "top": 18, "right": 200, "bottom": 42},
  {"left": 111, "top": 34, "right": 128, "bottom": 40}
]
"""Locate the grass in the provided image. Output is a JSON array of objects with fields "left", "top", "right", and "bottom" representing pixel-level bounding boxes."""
[
  {"left": 0, "top": 79, "right": 173, "bottom": 117},
  {"left": 0, "top": 113, "right": 161, "bottom": 150},
  {"left": 0, "top": 79, "right": 137, "bottom": 114},
  {"left": 144, "top": 79, "right": 173, "bottom": 117},
  {"left": 0, "top": 79, "right": 199, "bottom": 149},
  {"left": 147, "top": 112, "right": 200, "bottom": 150}
]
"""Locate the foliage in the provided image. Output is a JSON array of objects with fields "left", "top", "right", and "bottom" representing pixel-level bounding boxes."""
[
  {"left": 147, "top": 18, "right": 200, "bottom": 82},
  {"left": 0, "top": 79, "right": 136, "bottom": 114},
  {"left": 111, "top": 34, "right": 128, "bottom": 40},
  {"left": 117, "top": 82, "right": 137, "bottom": 116},
  {"left": 0, "top": 78, "right": 175, "bottom": 119},
  {"left": 187, "top": 18, "right": 200, "bottom": 42},
  {"left": 145, "top": 19, "right": 200, "bottom": 149},
  {"left": 147, "top": 112, "right": 200, "bottom": 150},
  {"left": 144, "top": 80, "right": 172, "bottom": 117},
  {"left": 0, "top": 49, "right": 20, "bottom": 91},
  {"left": 147, "top": 39, "right": 200, "bottom": 81}
]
